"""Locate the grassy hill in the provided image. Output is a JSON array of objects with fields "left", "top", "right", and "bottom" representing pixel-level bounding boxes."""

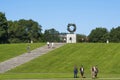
[
  {"left": 4, "top": 43, "right": 120, "bottom": 79},
  {"left": 0, "top": 43, "right": 45, "bottom": 62}
]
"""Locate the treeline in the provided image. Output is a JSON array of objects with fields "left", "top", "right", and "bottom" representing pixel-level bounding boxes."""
[
  {"left": 1, "top": 12, "right": 120, "bottom": 43},
  {"left": 77, "top": 27, "right": 120, "bottom": 43},
  {"left": 0, "top": 12, "right": 60, "bottom": 43}
]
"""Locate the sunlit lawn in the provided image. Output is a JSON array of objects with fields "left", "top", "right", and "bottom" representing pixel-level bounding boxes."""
[
  {"left": 0, "top": 43, "right": 120, "bottom": 79},
  {"left": 0, "top": 43, "right": 45, "bottom": 62}
]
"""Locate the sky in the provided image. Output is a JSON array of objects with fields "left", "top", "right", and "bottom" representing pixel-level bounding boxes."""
[{"left": 0, "top": 0, "right": 120, "bottom": 35}]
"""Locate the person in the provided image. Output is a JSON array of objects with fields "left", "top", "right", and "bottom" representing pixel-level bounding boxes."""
[
  {"left": 47, "top": 42, "right": 50, "bottom": 48},
  {"left": 91, "top": 66, "right": 95, "bottom": 79},
  {"left": 91, "top": 65, "right": 98, "bottom": 79},
  {"left": 74, "top": 65, "right": 78, "bottom": 78},
  {"left": 95, "top": 65, "right": 99, "bottom": 78},
  {"left": 51, "top": 42, "right": 54, "bottom": 48},
  {"left": 80, "top": 65, "right": 84, "bottom": 78},
  {"left": 27, "top": 44, "right": 30, "bottom": 53},
  {"left": 106, "top": 39, "right": 109, "bottom": 44}
]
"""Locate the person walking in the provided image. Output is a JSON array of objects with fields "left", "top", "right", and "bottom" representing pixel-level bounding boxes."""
[
  {"left": 74, "top": 65, "right": 78, "bottom": 78},
  {"left": 80, "top": 65, "right": 84, "bottom": 78},
  {"left": 27, "top": 44, "right": 30, "bottom": 53},
  {"left": 47, "top": 42, "right": 50, "bottom": 48},
  {"left": 51, "top": 42, "right": 54, "bottom": 48},
  {"left": 91, "top": 66, "right": 95, "bottom": 79},
  {"left": 95, "top": 65, "right": 99, "bottom": 78}
]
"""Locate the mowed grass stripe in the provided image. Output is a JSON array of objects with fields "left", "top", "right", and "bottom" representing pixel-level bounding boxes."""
[
  {"left": 5, "top": 43, "right": 120, "bottom": 78},
  {"left": 0, "top": 43, "right": 45, "bottom": 62},
  {"left": 0, "top": 73, "right": 120, "bottom": 79}
]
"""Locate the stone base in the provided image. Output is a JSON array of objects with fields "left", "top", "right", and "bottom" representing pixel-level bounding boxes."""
[{"left": 66, "top": 34, "right": 76, "bottom": 43}]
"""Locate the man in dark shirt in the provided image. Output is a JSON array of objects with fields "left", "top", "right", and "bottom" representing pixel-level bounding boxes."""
[
  {"left": 74, "top": 65, "right": 78, "bottom": 78},
  {"left": 80, "top": 65, "right": 84, "bottom": 78}
]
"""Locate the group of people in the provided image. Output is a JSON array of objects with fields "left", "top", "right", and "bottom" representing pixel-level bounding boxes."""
[
  {"left": 47, "top": 42, "right": 54, "bottom": 48},
  {"left": 74, "top": 65, "right": 98, "bottom": 78}
]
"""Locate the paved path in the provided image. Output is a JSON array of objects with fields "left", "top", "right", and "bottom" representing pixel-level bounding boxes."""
[{"left": 0, "top": 43, "right": 65, "bottom": 73}]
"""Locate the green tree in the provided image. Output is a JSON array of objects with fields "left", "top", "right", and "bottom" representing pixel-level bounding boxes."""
[
  {"left": 8, "top": 19, "right": 42, "bottom": 43},
  {"left": 44, "top": 28, "right": 60, "bottom": 42},
  {"left": 88, "top": 27, "right": 109, "bottom": 42},
  {"left": 8, "top": 20, "right": 28, "bottom": 43},
  {"left": 0, "top": 12, "right": 8, "bottom": 43},
  {"left": 77, "top": 34, "right": 87, "bottom": 42},
  {"left": 25, "top": 19, "right": 42, "bottom": 42},
  {"left": 109, "top": 26, "right": 120, "bottom": 42},
  {"left": 8, "top": 21, "right": 17, "bottom": 43}
]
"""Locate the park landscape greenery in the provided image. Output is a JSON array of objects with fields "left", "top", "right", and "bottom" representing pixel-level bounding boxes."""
[
  {"left": 0, "top": 43, "right": 120, "bottom": 79},
  {"left": 1, "top": 12, "right": 120, "bottom": 43},
  {"left": 0, "top": 43, "right": 45, "bottom": 62},
  {"left": 1, "top": 11, "right": 120, "bottom": 80}
]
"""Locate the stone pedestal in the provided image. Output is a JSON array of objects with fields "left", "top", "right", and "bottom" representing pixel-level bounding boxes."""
[{"left": 66, "top": 34, "right": 76, "bottom": 43}]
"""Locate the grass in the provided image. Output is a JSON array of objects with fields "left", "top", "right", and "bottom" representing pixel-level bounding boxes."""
[
  {"left": 0, "top": 43, "right": 120, "bottom": 79},
  {"left": 0, "top": 43, "right": 45, "bottom": 62},
  {"left": 0, "top": 73, "right": 120, "bottom": 80}
]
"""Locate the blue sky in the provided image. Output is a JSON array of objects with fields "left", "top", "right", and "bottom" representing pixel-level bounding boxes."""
[{"left": 0, "top": 0, "right": 120, "bottom": 35}]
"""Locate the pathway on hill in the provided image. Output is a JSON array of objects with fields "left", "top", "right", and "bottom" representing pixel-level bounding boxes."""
[{"left": 0, "top": 43, "right": 65, "bottom": 73}]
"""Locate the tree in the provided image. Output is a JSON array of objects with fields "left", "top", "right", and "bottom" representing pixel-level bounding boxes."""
[
  {"left": 44, "top": 28, "right": 60, "bottom": 42},
  {"left": 109, "top": 26, "right": 120, "bottom": 42},
  {"left": 8, "top": 21, "right": 17, "bottom": 43},
  {"left": 0, "top": 12, "right": 8, "bottom": 43},
  {"left": 88, "top": 27, "right": 109, "bottom": 42},
  {"left": 76, "top": 34, "right": 88, "bottom": 42},
  {"left": 8, "top": 19, "right": 42, "bottom": 43},
  {"left": 17, "top": 19, "right": 42, "bottom": 42},
  {"left": 26, "top": 19, "right": 42, "bottom": 42}
]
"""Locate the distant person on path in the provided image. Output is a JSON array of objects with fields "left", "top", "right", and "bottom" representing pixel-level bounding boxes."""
[
  {"left": 27, "top": 44, "right": 30, "bottom": 53},
  {"left": 47, "top": 42, "right": 50, "bottom": 48},
  {"left": 51, "top": 42, "right": 54, "bottom": 48},
  {"left": 74, "top": 65, "right": 78, "bottom": 78},
  {"left": 80, "top": 65, "right": 84, "bottom": 78}
]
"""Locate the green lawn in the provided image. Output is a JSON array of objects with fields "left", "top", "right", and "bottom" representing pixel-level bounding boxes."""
[
  {"left": 0, "top": 73, "right": 120, "bottom": 79},
  {"left": 0, "top": 43, "right": 120, "bottom": 79},
  {"left": 0, "top": 43, "right": 45, "bottom": 62}
]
